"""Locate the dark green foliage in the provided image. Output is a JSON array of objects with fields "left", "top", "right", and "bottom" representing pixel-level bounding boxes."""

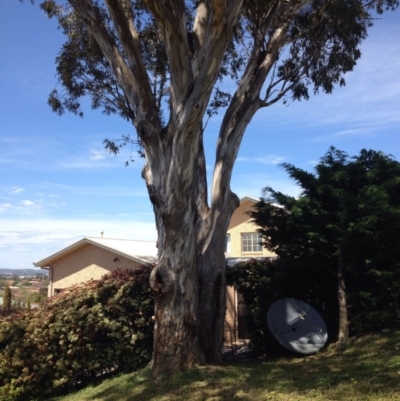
[
  {"left": 2, "top": 284, "right": 12, "bottom": 310},
  {"left": 29, "top": 290, "right": 47, "bottom": 304},
  {"left": 226, "top": 258, "right": 279, "bottom": 355},
  {"left": 228, "top": 148, "right": 400, "bottom": 354},
  {"left": 251, "top": 148, "right": 400, "bottom": 337},
  {"left": 0, "top": 267, "right": 154, "bottom": 401},
  {"left": 226, "top": 258, "right": 338, "bottom": 355}
]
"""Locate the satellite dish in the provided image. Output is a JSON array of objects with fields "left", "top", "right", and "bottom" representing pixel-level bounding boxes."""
[{"left": 267, "top": 298, "right": 328, "bottom": 355}]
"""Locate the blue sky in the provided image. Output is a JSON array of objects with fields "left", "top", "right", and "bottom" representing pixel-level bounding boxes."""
[{"left": 1, "top": 2, "right": 399, "bottom": 270}]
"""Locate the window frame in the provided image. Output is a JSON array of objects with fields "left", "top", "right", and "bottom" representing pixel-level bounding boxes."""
[
  {"left": 241, "top": 232, "right": 263, "bottom": 253},
  {"left": 225, "top": 234, "right": 231, "bottom": 254}
]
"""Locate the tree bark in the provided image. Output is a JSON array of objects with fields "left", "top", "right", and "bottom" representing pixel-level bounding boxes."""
[
  {"left": 148, "top": 238, "right": 229, "bottom": 375},
  {"left": 337, "top": 254, "right": 349, "bottom": 344},
  {"left": 146, "top": 154, "right": 240, "bottom": 374}
]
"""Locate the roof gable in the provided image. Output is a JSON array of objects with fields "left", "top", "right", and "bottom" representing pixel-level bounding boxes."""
[
  {"left": 228, "top": 196, "right": 259, "bottom": 230},
  {"left": 34, "top": 237, "right": 158, "bottom": 267}
]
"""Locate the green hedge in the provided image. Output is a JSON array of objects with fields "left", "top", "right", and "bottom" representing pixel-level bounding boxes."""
[
  {"left": 226, "top": 258, "right": 339, "bottom": 356},
  {"left": 0, "top": 267, "right": 154, "bottom": 401},
  {"left": 227, "top": 258, "right": 400, "bottom": 356}
]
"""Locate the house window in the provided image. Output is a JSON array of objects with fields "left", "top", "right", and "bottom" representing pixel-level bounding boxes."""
[
  {"left": 241, "top": 232, "right": 262, "bottom": 253},
  {"left": 225, "top": 234, "right": 231, "bottom": 254}
]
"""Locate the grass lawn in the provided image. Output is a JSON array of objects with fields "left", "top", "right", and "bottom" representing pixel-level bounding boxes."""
[{"left": 50, "top": 330, "right": 400, "bottom": 401}]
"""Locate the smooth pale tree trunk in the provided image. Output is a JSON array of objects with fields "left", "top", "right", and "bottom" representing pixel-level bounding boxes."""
[
  {"left": 337, "top": 255, "right": 349, "bottom": 344},
  {"left": 148, "top": 242, "right": 228, "bottom": 374},
  {"left": 197, "top": 247, "right": 227, "bottom": 364},
  {"left": 148, "top": 185, "right": 239, "bottom": 375}
]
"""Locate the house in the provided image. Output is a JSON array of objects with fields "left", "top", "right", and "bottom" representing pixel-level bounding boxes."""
[
  {"left": 224, "top": 197, "right": 276, "bottom": 342},
  {"left": 34, "top": 197, "right": 275, "bottom": 342},
  {"left": 34, "top": 237, "right": 158, "bottom": 297},
  {"left": 225, "top": 196, "right": 274, "bottom": 261}
]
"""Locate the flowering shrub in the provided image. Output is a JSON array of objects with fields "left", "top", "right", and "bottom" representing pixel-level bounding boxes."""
[{"left": 0, "top": 267, "right": 154, "bottom": 401}]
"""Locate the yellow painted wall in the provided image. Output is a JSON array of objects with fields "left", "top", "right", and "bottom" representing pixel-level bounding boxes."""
[
  {"left": 226, "top": 198, "right": 275, "bottom": 258},
  {"left": 225, "top": 198, "right": 275, "bottom": 342},
  {"left": 49, "top": 243, "right": 140, "bottom": 296}
]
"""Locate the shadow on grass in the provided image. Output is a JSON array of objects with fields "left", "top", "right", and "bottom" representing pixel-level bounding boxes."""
[
  {"left": 83, "top": 365, "right": 256, "bottom": 401},
  {"left": 57, "top": 330, "right": 400, "bottom": 401}
]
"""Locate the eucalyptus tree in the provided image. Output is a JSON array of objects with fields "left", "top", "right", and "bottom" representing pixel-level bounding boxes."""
[{"left": 36, "top": 0, "right": 397, "bottom": 374}]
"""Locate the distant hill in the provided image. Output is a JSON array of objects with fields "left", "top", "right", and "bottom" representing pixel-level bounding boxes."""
[{"left": 0, "top": 268, "right": 48, "bottom": 277}]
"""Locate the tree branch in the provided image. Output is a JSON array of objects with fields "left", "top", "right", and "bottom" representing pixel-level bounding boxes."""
[
  {"left": 68, "top": 0, "right": 161, "bottom": 141},
  {"left": 104, "top": 1, "right": 153, "bottom": 100},
  {"left": 175, "top": 0, "right": 242, "bottom": 139},
  {"left": 231, "top": 0, "right": 281, "bottom": 102},
  {"left": 143, "top": 0, "right": 193, "bottom": 112},
  {"left": 214, "top": 21, "right": 290, "bottom": 176},
  {"left": 192, "top": 0, "right": 211, "bottom": 76},
  {"left": 208, "top": 17, "right": 291, "bottom": 236},
  {"left": 195, "top": 0, "right": 242, "bottom": 89}
]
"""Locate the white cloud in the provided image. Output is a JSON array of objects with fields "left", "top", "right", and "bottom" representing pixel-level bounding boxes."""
[
  {"left": 0, "top": 217, "right": 158, "bottom": 269},
  {"left": 0, "top": 203, "right": 12, "bottom": 212},
  {"left": 314, "top": 128, "right": 374, "bottom": 142},
  {"left": 257, "top": 156, "right": 285, "bottom": 164},
  {"left": 0, "top": 199, "right": 51, "bottom": 217},
  {"left": 232, "top": 172, "right": 302, "bottom": 200},
  {"left": 237, "top": 155, "right": 285, "bottom": 165},
  {"left": 58, "top": 159, "right": 110, "bottom": 170},
  {"left": 0, "top": 219, "right": 157, "bottom": 247},
  {"left": 250, "top": 22, "right": 400, "bottom": 142},
  {"left": 331, "top": 128, "right": 372, "bottom": 138},
  {"left": 12, "top": 187, "right": 24, "bottom": 194},
  {"left": 307, "top": 160, "right": 319, "bottom": 166},
  {"left": 21, "top": 200, "right": 37, "bottom": 207},
  {"left": 89, "top": 148, "right": 107, "bottom": 161},
  {"left": 37, "top": 182, "right": 147, "bottom": 198},
  {"left": 0, "top": 137, "right": 19, "bottom": 143},
  {"left": 57, "top": 149, "right": 144, "bottom": 170}
]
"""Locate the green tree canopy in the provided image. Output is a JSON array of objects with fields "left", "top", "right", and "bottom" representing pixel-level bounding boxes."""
[{"left": 252, "top": 148, "right": 400, "bottom": 340}]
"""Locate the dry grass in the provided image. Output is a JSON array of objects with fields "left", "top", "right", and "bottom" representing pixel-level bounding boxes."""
[{"left": 51, "top": 329, "right": 400, "bottom": 401}]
